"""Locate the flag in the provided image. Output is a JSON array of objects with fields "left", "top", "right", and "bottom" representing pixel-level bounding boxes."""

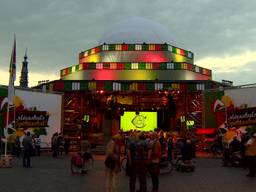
[{"left": 8, "top": 35, "right": 16, "bottom": 105}]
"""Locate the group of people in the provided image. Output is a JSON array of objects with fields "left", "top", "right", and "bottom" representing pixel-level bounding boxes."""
[
  {"left": 7, "top": 132, "right": 42, "bottom": 168},
  {"left": 222, "top": 132, "right": 256, "bottom": 177},
  {"left": 104, "top": 130, "right": 195, "bottom": 192},
  {"left": 51, "top": 132, "right": 70, "bottom": 158},
  {"left": 12, "top": 133, "right": 41, "bottom": 158}
]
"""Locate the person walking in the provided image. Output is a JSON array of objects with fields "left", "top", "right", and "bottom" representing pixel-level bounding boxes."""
[
  {"left": 51, "top": 132, "right": 58, "bottom": 158},
  {"left": 13, "top": 136, "right": 21, "bottom": 157},
  {"left": 167, "top": 134, "right": 173, "bottom": 161},
  {"left": 34, "top": 134, "right": 41, "bottom": 156},
  {"left": 64, "top": 135, "right": 70, "bottom": 155},
  {"left": 245, "top": 132, "right": 256, "bottom": 177},
  {"left": 148, "top": 133, "right": 162, "bottom": 192},
  {"left": 57, "top": 133, "right": 64, "bottom": 156},
  {"left": 128, "top": 132, "right": 148, "bottom": 192},
  {"left": 22, "top": 132, "right": 33, "bottom": 168},
  {"left": 105, "top": 134, "right": 122, "bottom": 192},
  {"left": 80, "top": 135, "right": 93, "bottom": 172}
]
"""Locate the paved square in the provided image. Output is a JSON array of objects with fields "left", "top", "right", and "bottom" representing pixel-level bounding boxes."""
[{"left": 0, "top": 153, "right": 255, "bottom": 192}]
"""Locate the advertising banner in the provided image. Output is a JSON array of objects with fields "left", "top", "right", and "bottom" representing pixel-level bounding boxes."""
[
  {"left": 16, "top": 111, "right": 49, "bottom": 128},
  {"left": 227, "top": 107, "right": 256, "bottom": 127}
]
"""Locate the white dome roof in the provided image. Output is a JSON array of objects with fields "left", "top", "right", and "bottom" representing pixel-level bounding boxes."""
[{"left": 98, "top": 17, "right": 175, "bottom": 45}]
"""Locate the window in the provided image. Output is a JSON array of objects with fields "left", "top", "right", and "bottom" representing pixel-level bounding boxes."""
[
  {"left": 196, "top": 84, "right": 205, "bottom": 90},
  {"left": 72, "top": 66, "right": 76, "bottom": 73},
  {"left": 167, "top": 62, "right": 174, "bottom": 69},
  {"left": 115, "top": 44, "right": 122, "bottom": 50},
  {"left": 188, "top": 52, "right": 193, "bottom": 58},
  {"left": 96, "top": 63, "right": 103, "bottom": 69},
  {"left": 72, "top": 82, "right": 80, "bottom": 90},
  {"left": 131, "top": 63, "right": 138, "bottom": 69},
  {"left": 168, "top": 45, "right": 173, "bottom": 52},
  {"left": 146, "top": 63, "right": 152, "bottom": 69},
  {"left": 135, "top": 44, "right": 142, "bottom": 50},
  {"left": 110, "top": 63, "right": 117, "bottom": 69},
  {"left": 149, "top": 44, "right": 155, "bottom": 51},
  {"left": 102, "top": 44, "right": 109, "bottom": 51},
  {"left": 83, "top": 51, "right": 88, "bottom": 57},
  {"left": 113, "top": 82, "right": 121, "bottom": 91},
  {"left": 154, "top": 83, "right": 163, "bottom": 90}
]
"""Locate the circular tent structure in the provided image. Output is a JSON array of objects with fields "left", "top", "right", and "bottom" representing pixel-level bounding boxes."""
[
  {"left": 61, "top": 18, "right": 210, "bottom": 82},
  {"left": 35, "top": 18, "right": 221, "bottom": 148}
]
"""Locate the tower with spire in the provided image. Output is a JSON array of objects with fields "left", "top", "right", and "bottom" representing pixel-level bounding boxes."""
[{"left": 19, "top": 49, "right": 29, "bottom": 88}]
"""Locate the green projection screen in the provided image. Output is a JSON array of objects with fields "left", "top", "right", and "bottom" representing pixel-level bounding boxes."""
[{"left": 120, "top": 111, "right": 157, "bottom": 132}]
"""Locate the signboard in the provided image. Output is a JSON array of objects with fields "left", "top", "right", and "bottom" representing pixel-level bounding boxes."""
[
  {"left": 16, "top": 111, "right": 49, "bottom": 128},
  {"left": 227, "top": 107, "right": 256, "bottom": 127}
]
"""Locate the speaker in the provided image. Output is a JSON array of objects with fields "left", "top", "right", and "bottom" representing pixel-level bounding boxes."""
[{"left": 168, "top": 95, "right": 176, "bottom": 117}]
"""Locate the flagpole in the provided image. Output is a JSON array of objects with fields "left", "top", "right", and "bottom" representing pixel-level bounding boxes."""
[
  {"left": 4, "top": 103, "right": 10, "bottom": 156},
  {"left": 4, "top": 35, "right": 16, "bottom": 156}
]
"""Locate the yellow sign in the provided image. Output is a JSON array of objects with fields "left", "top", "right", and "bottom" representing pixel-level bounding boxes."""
[{"left": 83, "top": 115, "right": 90, "bottom": 123}]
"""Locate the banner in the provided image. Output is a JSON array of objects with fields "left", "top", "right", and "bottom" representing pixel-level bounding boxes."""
[
  {"left": 203, "top": 90, "right": 224, "bottom": 128},
  {"left": 227, "top": 107, "right": 256, "bottom": 127},
  {"left": 16, "top": 111, "right": 49, "bottom": 128}
]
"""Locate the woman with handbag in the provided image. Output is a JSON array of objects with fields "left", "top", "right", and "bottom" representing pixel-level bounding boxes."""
[{"left": 105, "top": 134, "right": 122, "bottom": 192}]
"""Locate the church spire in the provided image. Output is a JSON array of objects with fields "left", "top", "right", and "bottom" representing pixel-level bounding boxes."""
[{"left": 19, "top": 49, "right": 29, "bottom": 88}]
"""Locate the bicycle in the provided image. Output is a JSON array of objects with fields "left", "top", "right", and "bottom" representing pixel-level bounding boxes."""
[{"left": 158, "top": 155, "right": 174, "bottom": 174}]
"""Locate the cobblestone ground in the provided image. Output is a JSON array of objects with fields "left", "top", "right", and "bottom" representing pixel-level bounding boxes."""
[{"left": 0, "top": 153, "right": 255, "bottom": 192}]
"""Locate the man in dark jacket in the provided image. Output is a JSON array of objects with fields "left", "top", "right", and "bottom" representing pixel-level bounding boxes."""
[{"left": 22, "top": 132, "right": 33, "bottom": 168}]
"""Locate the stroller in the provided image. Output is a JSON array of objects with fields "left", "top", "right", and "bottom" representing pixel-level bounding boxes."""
[
  {"left": 71, "top": 152, "right": 87, "bottom": 174},
  {"left": 222, "top": 149, "right": 242, "bottom": 167},
  {"left": 178, "top": 159, "right": 195, "bottom": 172},
  {"left": 177, "top": 140, "right": 195, "bottom": 172}
]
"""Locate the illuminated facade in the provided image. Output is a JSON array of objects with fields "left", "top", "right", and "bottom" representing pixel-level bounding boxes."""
[{"left": 61, "top": 43, "right": 211, "bottom": 82}]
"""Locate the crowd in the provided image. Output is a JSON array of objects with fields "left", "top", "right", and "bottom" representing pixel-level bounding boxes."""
[
  {"left": 104, "top": 130, "right": 195, "bottom": 192},
  {"left": 10, "top": 131, "right": 70, "bottom": 168},
  {"left": 222, "top": 132, "right": 256, "bottom": 177}
]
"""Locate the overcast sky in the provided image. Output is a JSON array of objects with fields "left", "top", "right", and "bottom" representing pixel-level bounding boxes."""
[{"left": 0, "top": 0, "right": 256, "bottom": 87}]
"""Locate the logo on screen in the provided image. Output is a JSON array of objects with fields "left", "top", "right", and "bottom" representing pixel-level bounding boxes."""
[{"left": 131, "top": 114, "right": 147, "bottom": 128}]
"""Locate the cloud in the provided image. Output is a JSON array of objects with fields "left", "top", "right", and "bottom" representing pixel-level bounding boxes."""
[
  {"left": 0, "top": 69, "right": 59, "bottom": 87},
  {"left": 1, "top": 0, "right": 256, "bottom": 86},
  {"left": 196, "top": 50, "right": 256, "bottom": 72},
  {"left": 196, "top": 52, "right": 256, "bottom": 85}
]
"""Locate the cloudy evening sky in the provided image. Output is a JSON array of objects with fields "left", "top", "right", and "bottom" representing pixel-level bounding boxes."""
[{"left": 0, "top": 0, "right": 256, "bottom": 87}]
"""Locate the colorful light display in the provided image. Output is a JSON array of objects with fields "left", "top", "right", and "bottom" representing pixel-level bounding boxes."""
[{"left": 60, "top": 43, "right": 211, "bottom": 83}]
